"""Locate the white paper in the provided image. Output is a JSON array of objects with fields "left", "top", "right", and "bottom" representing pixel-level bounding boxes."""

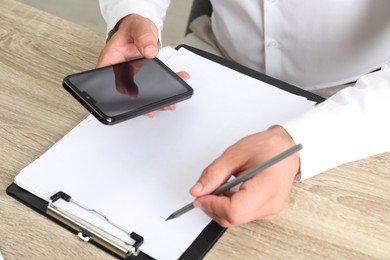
[{"left": 14, "top": 47, "right": 316, "bottom": 259}]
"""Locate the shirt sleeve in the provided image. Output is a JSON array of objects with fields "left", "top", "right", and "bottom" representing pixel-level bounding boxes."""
[
  {"left": 99, "top": 0, "right": 171, "bottom": 39},
  {"left": 280, "top": 63, "right": 390, "bottom": 181}
]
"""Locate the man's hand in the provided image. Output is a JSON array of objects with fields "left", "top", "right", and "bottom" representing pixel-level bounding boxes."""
[
  {"left": 97, "top": 15, "right": 190, "bottom": 117},
  {"left": 97, "top": 14, "right": 159, "bottom": 68},
  {"left": 190, "top": 126, "right": 300, "bottom": 227}
]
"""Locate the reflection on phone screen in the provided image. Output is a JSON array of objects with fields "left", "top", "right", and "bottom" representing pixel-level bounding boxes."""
[{"left": 68, "top": 59, "right": 190, "bottom": 117}]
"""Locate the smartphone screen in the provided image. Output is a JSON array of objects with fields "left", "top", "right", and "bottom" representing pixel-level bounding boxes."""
[{"left": 63, "top": 58, "right": 193, "bottom": 125}]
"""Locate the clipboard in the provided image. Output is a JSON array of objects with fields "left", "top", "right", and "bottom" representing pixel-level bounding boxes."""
[
  {"left": 179, "top": 45, "right": 325, "bottom": 104},
  {"left": 7, "top": 45, "right": 325, "bottom": 259},
  {"left": 6, "top": 184, "right": 224, "bottom": 259}
]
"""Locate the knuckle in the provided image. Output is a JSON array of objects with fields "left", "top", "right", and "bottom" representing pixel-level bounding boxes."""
[
  {"left": 224, "top": 209, "right": 242, "bottom": 226},
  {"left": 218, "top": 219, "right": 232, "bottom": 228}
]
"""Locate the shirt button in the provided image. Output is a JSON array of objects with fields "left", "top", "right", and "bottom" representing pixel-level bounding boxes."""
[{"left": 267, "top": 40, "right": 278, "bottom": 47}]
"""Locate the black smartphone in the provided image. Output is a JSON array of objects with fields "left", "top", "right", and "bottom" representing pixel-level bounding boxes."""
[{"left": 63, "top": 58, "right": 193, "bottom": 125}]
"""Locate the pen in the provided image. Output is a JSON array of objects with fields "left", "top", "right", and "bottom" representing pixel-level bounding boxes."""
[{"left": 166, "top": 143, "right": 303, "bottom": 221}]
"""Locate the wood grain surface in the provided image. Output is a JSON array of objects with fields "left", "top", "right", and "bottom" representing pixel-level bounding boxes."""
[{"left": 1, "top": 1, "right": 389, "bottom": 259}]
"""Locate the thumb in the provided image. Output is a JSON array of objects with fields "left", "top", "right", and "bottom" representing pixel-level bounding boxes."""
[{"left": 125, "top": 15, "right": 159, "bottom": 58}]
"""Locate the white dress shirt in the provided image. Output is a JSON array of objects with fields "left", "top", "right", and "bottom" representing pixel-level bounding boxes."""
[{"left": 99, "top": 0, "right": 390, "bottom": 181}]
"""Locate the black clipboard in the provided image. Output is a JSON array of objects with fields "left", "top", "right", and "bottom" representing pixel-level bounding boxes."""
[
  {"left": 179, "top": 45, "right": 325, "bottom": 104},
  {"left": 7, "top": 44, "right": 324, "bottom": 260}
]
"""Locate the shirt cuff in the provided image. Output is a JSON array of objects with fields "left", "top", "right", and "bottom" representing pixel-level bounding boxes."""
[
  {"left": 280, "top": 63, "right": 390, "bottom": 181},
  {"left": 99, "top": 0, "right": 170, "bottom": 42}
]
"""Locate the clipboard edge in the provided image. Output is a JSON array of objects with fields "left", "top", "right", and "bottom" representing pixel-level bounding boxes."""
[{"left": 176, "top": 44, "right": 325, "bottom": 104}]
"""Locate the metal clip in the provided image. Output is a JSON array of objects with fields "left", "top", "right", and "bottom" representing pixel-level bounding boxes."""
[{"left": 47, "top": 191, "right": 143, "bottom": 259}]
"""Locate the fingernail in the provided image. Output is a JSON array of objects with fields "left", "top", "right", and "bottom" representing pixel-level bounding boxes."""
[
  {"left": 143, "top": 45, "right": 156, "bottom": 57},
  {"left": 146, "top": 112, "right": 155, "bottom": 118},
  {"left": 191, "top": 182, "right": 203, "bottom": 194},
  {"left": 193, "top": 200, "right": 202, "bottom": 209}
]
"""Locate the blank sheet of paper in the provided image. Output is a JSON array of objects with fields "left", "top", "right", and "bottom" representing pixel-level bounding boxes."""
[{"left": 14, "top": 47, "right": 316, "bottom": 259}]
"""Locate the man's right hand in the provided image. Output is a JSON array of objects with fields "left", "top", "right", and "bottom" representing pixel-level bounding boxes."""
[{"left": 97, "top": 14, "right": 159, "bottom": 68}]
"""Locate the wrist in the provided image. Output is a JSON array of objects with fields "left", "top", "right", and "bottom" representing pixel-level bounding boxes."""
[
  {"left": 268, "top": 125, "right": 295, "bottom": 146},
  {"left": 268, "top": 125, "right": 301, "bottom": 176}
]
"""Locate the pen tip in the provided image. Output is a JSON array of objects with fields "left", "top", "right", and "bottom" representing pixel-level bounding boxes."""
[{"left": 165, "top": 214, "right": 175, "bottom": 221}]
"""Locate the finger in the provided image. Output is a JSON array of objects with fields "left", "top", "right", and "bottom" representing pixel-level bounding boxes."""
[
  {"left": 176, "top": 71, "right": 190, "bottom": 80},
  {"left": 195, "top": 182, "right": 271, "bottom": 227},
  {"left": 159, "top": 104, "right": 176, "bottom": 111},
  {"left": 233, "top": 167, "right": 292, "bottom": 220},
  {"left": 129, "top": 17, "right": 159, "bottom": 58},
  {"left": 144, "top": 104, "right": 175, "bottom": 118},
  {"left": 145, "top": 111, "right": 156, "bottom": 118},
  {"left": 190, "top": 149, "right": 245, "bottom": 197},
  {"left": 97, "top": 31, "right": 142, "bottom": 68},
  {"left": 193, "top": 196, "right": 229, "bottom": 226},
  {"left": 194, "top": 192, "right": 249, "bottom": 227}
]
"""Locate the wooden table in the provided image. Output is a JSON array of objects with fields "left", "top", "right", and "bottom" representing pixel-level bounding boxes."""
[{"left": 1, "top": 1, "right": 389, "bottom": 259}]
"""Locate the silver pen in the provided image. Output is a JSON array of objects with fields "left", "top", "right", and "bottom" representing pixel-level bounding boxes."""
[{"left": 166, "top": 143, "right": 303, "bottom": 221}]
